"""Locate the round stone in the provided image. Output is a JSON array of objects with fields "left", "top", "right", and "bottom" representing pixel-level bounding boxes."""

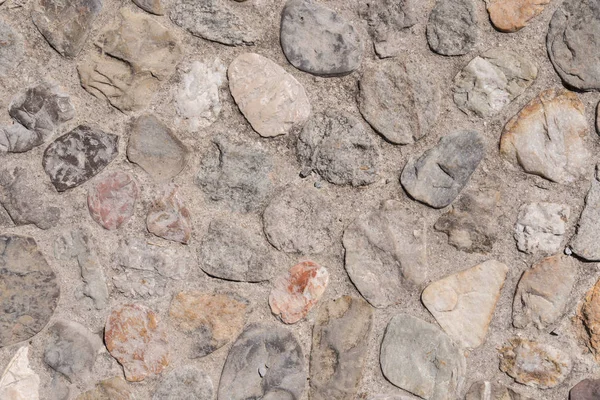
[{"left": 87, "top": 171, "right": 138, "bottom": 230}]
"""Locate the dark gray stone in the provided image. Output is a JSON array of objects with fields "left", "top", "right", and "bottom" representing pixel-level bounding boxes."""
[
  {"left": 361, "top": 0, "right": 417, "bottom": 58},
  {"left": 153, "top": 366, "right": 213, "bottom": 400},
  {"left": 0, "top": 19, "right": 24, "bottom": 76},
  {"left": 426, "top": 0, "right": 478, "bottom": 56},
  {"left": 570, "top": 379, "right": 600, "bottom": 400}
]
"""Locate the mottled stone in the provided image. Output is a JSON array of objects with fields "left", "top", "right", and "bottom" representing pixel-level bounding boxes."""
[
  {"left": 343, "top": 200, "right": 427, "bottom": 308},
  {"left": 105, "top": 304, "right": 169, "bottom": 382},
  {"left": 0, "top": 347, "right": 40, "bottom": 400},
  {"left": 465, "top": 381, "right": 530, "bottom": 400},
  {"left": 228, "top": 53, "right": 311, "bottom": 137},
  {"left": 571, "top": 168, "right": 600, "bottom": 261},
  {"left": 361, "top": 0, "right": 417, "bottom": 58},
  {"left": 0, "top": 235, "right": 60, "bottom": 347},
  {"left": 309, "top": 296, "right": 373, "bottom": 400},
  {"left": 153, "top": 366, "right": 213, "bottom": 400},
  {"left": 570, "top": 379, "right": 600, "bottom": 400},
  {"left": 500, "top": 89, "right": 589, "bottom": 184},
  {"left": 280, "top": 0, "right": 362, "bottom": 76},
  {"left": 358, "top": 59, "right": 440, "bottom": 145},
  {"left": 218, "top": 323, "right": 306, "bottom": 400},
  {"left": 146, "top": 185, "right": 192, "bottom": 244},
  {"left": 133, "top": 0, "right": 163, "bottom": 15},
  {"left": 486, "top": 0, "right": 550, "bottom": 32},
  {"left": 380, "top": 314, "right": 466, "bottom": 400},
  {"left": 427, "top": 0, "right": 478, "bottom": 56},
  {"left": 76, "top": 377, "right": 134, "bottom": 400},
  {"left": 0, "top": 124, "right": 39, "bottom": 154},
  {"left": 0, "top": 20, "right": 24, "bottom": 76},
  {"left": 401, "top": 130, "right": 485, "bottom": 209},
  {"left": 577, "top": 279, "right": 600, "bottom": 361},
  {"left": 515, "top": 202, "right": 570, "bottom": 255},
  {"left": 88, "top": 172, "right": 138, "bottom": 230},
  {"left": 169, "top": 291, "right": 249, "bottom": 358}
]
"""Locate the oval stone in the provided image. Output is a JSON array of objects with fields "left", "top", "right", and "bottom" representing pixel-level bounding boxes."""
[
  {"left": 427, "top": 0, "right": 478, "bottom": 56},
  {"left": 88, "top": 172, "right": 138, "bottom": 230}
]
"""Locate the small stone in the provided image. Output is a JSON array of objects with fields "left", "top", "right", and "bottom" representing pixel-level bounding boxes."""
[
  {"left": 133, "top": 0, "right": 163, "bottom": 15},
  {"left": 454, "top": 49, "right": 538, "bottom": 118},
  {"left": 105, "top": 304, "right": 169, "bottom": 382},
  {"left": 0, "top": 20, "right": 24, "bottom": 76},
  {"left": 217, "top": 323, "right": 306, "bottom": 400},
  {"left": 514, "top": 202, "right": 570, "bottom": 255},
  {"left": 43, "top": 125, "right": 119, "bottom": 191},
  {"left": 88, "top": 172, "right": 138, "bottom": 230},
  {"left": 380, "top": 314, "right": 466, "bottom": 400},
  {"left": 76, "top": 377, "right": 134, "bottom": 400},
  {"left": 513, "top": 254, "right": 577, "bottom": 331},
  {"left": 146, "top": 184, "right": 192, "bottom": 244},
  {"left": 343, "top": 200, "right": 427, "bottom": 308},
  {"left": 427, "top": 0, "right": 478, "bottom": 56},
  {"left": 401, "top": 130, "right": 485, "bottom": 209},
  {"left": 32, "top": 0, "right": 102, "bottom": 57},
  {"left": 0, "top": 235, "right": 60, "bottom": 347},
  {"left": 570, "top": 379, "right": 600, "bottom": 400},
  {"left": 0, "top": 347, "right": 40, "bottom": 400},
  {"left": 361, "top": 0, "right": 417, "bottom": 58},
  {"left": 169, "top": 291, "right": 250, "bottom": 358},
  {"left": 499, "top": 338, "right": 571, "bottom": 388},
  {"left": 486, "top": 0, "right": 550, "bottom": 32},
  {"left": 309, "top": 296, "right": 373, "bottom": 400},
  {"left": 358, "top": 59, "right": 440, "bottom": 145},
  {"left": 577, "top": 278, "right": 600, "bottom": 361},
  {"left": 500, "top": 89, "right": 589, "bottom": 184},
  {"left": 269, "top": 261, "right": 329, "bottom": 324},
  {"left": 127, "top": 114, "right": 188, "bottom": 182},
  {"left": 465, "top": 381, "right": 530, "bottom": 400},
  {"left": 570, "top": 168, "right": 600, "bottom": 261},
  {"left": 228, "top": 53, "right": 311, "bottom": 137},
  {"left": 280, "top": 0, "right": 362, "bottom": 76},
  {"left": 153, "top": 366, "right": 213, "bottom": 400}
]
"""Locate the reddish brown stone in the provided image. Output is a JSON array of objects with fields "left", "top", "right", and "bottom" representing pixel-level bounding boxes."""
[
  {"left": 88, "top": 171, "right": 138, "bottom": 230},
  {"left": 486, "top": 0, "right": 550, "bottom": 33},
  {"left": 146, "top": 184, "right": 191, "bottom": 244}
]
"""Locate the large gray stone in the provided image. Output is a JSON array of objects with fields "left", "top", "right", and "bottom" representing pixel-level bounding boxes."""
[
  {"left": 427, "top": 0, "right": 478, "bottom": 56},
  {"left": 153, "top": 366, "right": 213, "bottom": 400},
  {"left": 361, "top": 0, "right": 417, "bottom": 58},
  {"left": 571, "top": 167, "right": 600, "bottom": 261},
  {"left": 0, "top": 19, "right": 24, "bottom": 76}
]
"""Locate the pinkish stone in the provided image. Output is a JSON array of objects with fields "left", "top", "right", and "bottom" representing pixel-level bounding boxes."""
[
  {"left": 146, "top": 185, "right": 191, "bottom": 244},
  {"left": 87, "top": 171, "right": 138, "bottom": 230}
]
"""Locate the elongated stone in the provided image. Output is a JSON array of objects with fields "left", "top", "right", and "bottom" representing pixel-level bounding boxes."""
[
  {"left": 361, "top": 0, "right": 417, "bottom": 58},
  {"left": 577, "top": 278, "right": 600, "bottom": 361},
  {"left": 515, "top": 202, "right": 570, "bottom": 255}
]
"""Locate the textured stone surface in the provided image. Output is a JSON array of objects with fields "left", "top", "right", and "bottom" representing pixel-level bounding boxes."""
[
  {"left": 280, "top": 0, "right": 362, "bottom": 76},
  {"left": 146, "top": 185, "right": 192, "bottom": 244},
  {"left": 570, "top": 379, "right": 600, "bottom": 400},
  {"left": 75, "top": 377, "right": 134, "bottom": 400},
  {"left": 359, "top": 59, "right": 440, "bottom": 145},
  {"left": 218, "top": 323, "right": 306, "bottom": 400},
  {"left": 343, "top": 200, "right": 427, "bottom": 308},
  {"left": 298, "top": 112, "right": 380, "bottom": 186},
  {"left": 465, "top": 381, "right": 530, "bottom": 400},
  {"left": 153, "top": 366, "right": 213, "bottom": 400},
  {"left": 486, "top": 0, "right": 550, "bottom": 32},
  {"left": 427, "top": 0, "right": 478, "bottom": 56},
  {"left": 380, "top": 314, "right": 466, "bottom": 400},
  {"left": 0, "top": 347, "right": 40, "bottom": 400},
  {"left": 133, "top": 0, "right": 163, "bottom": 15},
  {"left": 570, "top": 168, "right": 600, "bottom": 261},
  {"left": 361, "top": 0, "right": 417, "bottom": 58},
  {"left": 0, "top": 20, "right": 24, "bottom": 76},
  {"left": 401, "top": 130, "right": 485, "bottom": 209},
  {"left": 500, "top": 89, "right": 589, "bottom": 184},
  {"left": 87, "top": 172, "right": 137, "bottom": 230},
  {"left": 577, "top": 279, "right": 600, "bottom": 361},
  {"left": 0, "top": 124, "right": 39, "bottom": 153},
  {"left": 0, "top": 235, "right": 60, "bottom": 347},
  {"left": 228, "top": 53, "right": 311, "bottom": 137},
  {"left": 515, "top": 202, "right": 570, "bottom": 255}
]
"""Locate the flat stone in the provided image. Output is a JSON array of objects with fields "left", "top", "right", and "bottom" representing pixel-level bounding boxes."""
[
  {"left": 263, "top": 185, "right": 336, "bottom": 254},
  {"left": 269, "top": 261, "right": 329, "bottom": 324},
  {"left": 169, "top": 291, "right": 250, "bottom": 358},
  {"left": 401, "top": 130, "right": 485, "bottom": 209},
  {"left": 127, "top": 114, "right": 188, "bottom": 182},
  {"left": 146, "top": 185, "right": 192, "bottom": 244},
  {"left": 500, "top": 89, "right": 589, "bottom": 184},
  {"left": 515, "top": 202, "right": 570, "bottom": 255},
  {"left": 570, "top": 379, "right": 600, "bottom": 400},
  {"left": 217, "top": 323, "right": 306, "bottom": 400},
  {"left": 310, "top": 296, "right": 373, "bottom": 400},
  {"left": 499, "top": 338, "right": 571, "bottom": 388},
  {"left": 87, "top": 172, "right": 138, "bottom": 230},
  {"left": 358, "top": 59, "right": 440, "bottom": 145},
  {"left": 570, "top": 167, "right": 600, "bottom": 261},
  {"left": 280, "top": 0, "right": 362, "bottom": 76},
  {"left": 361, "top": 0, "right": 417, "bottom": 58},
  {"left": 153, "top": 366, "right": 213, "bottom": 400},
  {"left": 228, "top": 53, "right": 311, "bottom": 137},
  {"left": 0, "top": 347, "right": 40, "bottom": 400},
  {"left": 513, "top": 254, "right": 577, "bottom": 331},
  {"left": 116, "top": 238, "right": 192, "bottom": 280},
  {"left": 454, "top": 49, "right": 538, "bottom": 117},
  {"left": 577, "top": 278, "right": 600, "bottom": 360},
  {"left": 105, "top": 304, "right": 169, "bottom": 382},
  {"left": 465, "top": 381, "right": 530, "bottom": 400},
  {"left": 32, "top": 0, "right": 102, "bottom": 57},
  {"left": 427, "top": 0, "right": 478, "bottom": 56},
  {"left": 43, "top": 320, "right": 102, "bottom": 382},
  {"left": 0, "top": 20, "right": 24, "bottom": 76},
  {"left": 343, "top": 200, "right": 427, "bottom": 308},
  {"left": 133, "top": 0, "right": 163, "bottom": 15},
  {"left": 486, "top": 0, "right": 550, "bottom": 32},
  {"left": 43, "top": 125, "right": 119, "bottom": 191},
  {"left": 547, "top": 0, "right": 600, "bottom": 91},
  {"left": 197, "top": 138, "right": 274, "bottom": 213},
  {"left": 76, "top": 377, "right": 134, "bottom": 400},
  {"left": 0, "top": 235, "right": 60, "bottom": 347},
  {"left": 380, "top": 313, "right": 466, "bottom": 400}
]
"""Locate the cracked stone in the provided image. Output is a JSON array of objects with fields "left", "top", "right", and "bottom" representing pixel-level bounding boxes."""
[
  {"left": 360, "top": 0, "right": 417, "bottom": 58},
  {"left": 146, "top": 184, "right": 192, "bottom": 244},
  {"left": 486, "top": 0, "right": 550, "bottom": 32},
  {"left": 88, "top": 172, "right": 138, "bottom": 230},
  {"left": 514, "top": 202, "right": 570, "bottom": 255},
  {"left": 427, "top": 0, "right": 478, "bottom": 56}
]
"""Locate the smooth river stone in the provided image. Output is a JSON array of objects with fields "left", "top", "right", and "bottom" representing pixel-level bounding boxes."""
[
  {"left": 76, "top": 377, "right": 134, "bottom": 400},
  {"left": 361, "top": 0, "right": 417, "bottom": 58},
  {"left": 465, "top": 381, "right": 531, "bottom": 400},
  {"left": 88, "top": 172, "right": 138, "bottom": 230},
  {"left": 515, "top": 202, "right": 570, "bottom": 255},
  {"left": 0, "top": 20, "right": 24, "bottom": 76},
  {"left": 0, "top": 235, "right": 60, "bottom": 347},
  {"left": 280, "top": 0, "right": 362, "bottom": 76},
  {"left": 486, "top": 0, "right": 550, "bottom": 32},
  {"left": 570, "top": 167, "right": 600, "bottom": 261},
  {"left": 228, "top": 53, "right": 311, "bottom": 137},
  {"left": 0, "top": 347, "right": 40, "bottom": 400},
  {"left": 146, "top": 185, "right": 192, "bottom": 244},
  {"left": 500, "top": 89, "right": 590, "bottom": 184},
  {"left": 427, "top": 0, "right": 478, "bottom": 56},
  {"left": 153, "top": 366, "right": 213, "bottom": 400},
  {"left": 218, "top": 323, "right": 306, "bottom": 400}
]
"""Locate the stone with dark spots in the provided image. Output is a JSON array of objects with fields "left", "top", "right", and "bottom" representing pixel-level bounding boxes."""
[
  {"left": 427, "top": 0, "right": 478, "bottom": 56},
  {"left": 0, "top": 19, "right": 24, "bottom": 76},
  {"left": 570, "top": 379, "right": 600, "bottom": 400}
]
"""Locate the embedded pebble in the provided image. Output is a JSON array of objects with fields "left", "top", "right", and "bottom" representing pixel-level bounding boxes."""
[
  {"left": 577, "top": 278, "right": 600, "bottom": 361},
  {"left": 570, "top": 167, "right": 600, "bottom": 261},
  {"left": 427, "top": 0, "right": 478, "bottom": 56},
  {"left": 146, "top": 185, "right": 192, "bottom": 244},
  {"left": 486, "top": 0, "right": 550, "bottom": 32},
  {"left": 76, "top": 377, "right": 134, "bottom": 400},
  {"left": 514, "top": 202, "right": 570, "bottom": 255},
  {"left": 0, "top": 347, "right": 40, "bottom": 400},
  {"left": 153, "top": 366, "right": 213, "bottom": 400},
  {"left": 570, "top": 379, "right": 600, "bottom": 400},
  {"left": 88, "top": 172, "right": 138, "bottom": 230},
  {"left": 361, "top": 0, "right": 417, "bottom": 58},
  {"left": 465, "top": 381, "right": 531, "bottom": 400},
  {"left": 0, "top": 20, "right": 24, "bottom": 76}
]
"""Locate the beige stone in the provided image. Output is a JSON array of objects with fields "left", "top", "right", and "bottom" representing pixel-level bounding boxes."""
[
  {"left": 76, "top": 377, "right": 134, "bottom": 400},
  {"left": 486, "top": 0, "right": 550, "bottom": 33},
  {"left": 0, "top": 347, "right": 40, "bottom": 400}
]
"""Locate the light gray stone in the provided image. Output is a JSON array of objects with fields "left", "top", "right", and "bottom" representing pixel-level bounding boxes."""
[
  {"left": 146, "top": 185, "right": 192, "bottom": 244},
  {"left": 0, "top": 347, "right": 40, "bottom": 400},
  {"left": 427, "top": 0, "right": 478, "bottom": 56},
  {"left": 465, "top": 381, "right": 531, "bottom": 400},
  {"left": 361, "top": 0, "right": 417, "bottom": 58},
  {"left": 571, "top": 167, "right": 600, "bottom": 261},
  {"left": 153, "top": 366, "right": 213, "bottom": 400},
  {"left": 0, "top": 19, "right": 24, "bottom": 76},
  {"left": 515, "top": 202, "right": 570, "bottom": 255}
]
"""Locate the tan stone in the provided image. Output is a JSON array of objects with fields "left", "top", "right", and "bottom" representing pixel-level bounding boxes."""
[
  {"left": 76, "top": 377, "right": 134, "bottom": 400},
  {"left": 578, "top": 279, "right": 600, "bottom": 361},
  {"left": 486, "top": 0, "right": 550, "bottom": 33},
  {"left": 0, "top": 347, "right": 40, "bottom": 400}
]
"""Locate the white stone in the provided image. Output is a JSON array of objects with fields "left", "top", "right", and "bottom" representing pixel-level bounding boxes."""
[
  {"left": 515, "top": 202, "right": 570, "bottom": 255},
  {"left": 0, "top": 347, "right": 40, "bottom": 400}
]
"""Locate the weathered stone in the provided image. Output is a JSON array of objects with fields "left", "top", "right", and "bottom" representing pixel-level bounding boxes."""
[
  {"left": 263, "top": 185, "right": 336, "bottom": 254},
  {"left": 571, "top": 168, "right": 600, "bottom": 261},
  {"left": 280, "top": 0, "right": 362, "bottom": 76},
  {"left": 500, "top": 89, "right": 589, "bottom": 184},
  {"left": 153, "top": 366, "right": 213, "bottom": 400},
  {"left": 0, "top": 124, "right": 39, "bottom": 154},
  {"left": 309, "top": 296, "right": 373, "bottom": 400},
  {"left": 0, "top": 347, "right": 40, "bottom": 400},
  {"left": 361, "top": 0, "right": 417, "bottom": 58},
  {"left": 146, "top": 185, "right": 192, "bottom": 244},
  {"left": 486, "top": 0, "right": 550, "bottom": 32},
  {"left": 401, "top": 130, "right": 485, "bottom": 209},
  {"left": 127, "top": 115, "right": 188, "bottom": 182},
  {"left": 499, "top": 338, "right": 571, "bottom": 388},
  {"left": 427, "top": 0, "right": 478, "bottom": 56},
  {"left": 515, "top": 202, "right": 570, "bottom": 255},
  {"left": 454, "top": 49, "right": 538, "bottom": 117},
  {"left": 513, "top": 254, "right": 577, "bottom": 331},
  {"left": 228, "top": 53, "right": 311, "bottom": 137},
  {"left": 43, "top": 125, "right": 119, "bottom": 191},
  {"left": 570, "top": 379, "right": 600, "bottom": 400},
  {"left": 358, "top": 59, "right": 440, "bottom": 145},
  {"left": 169, "top": 291, "right": 250, "bottom": 358},
  {"left": 32, "top": 0, "right": 102, "bottom": 57},
  {"left": 105, "top": 304, "right": 169, "bottom": 382},
  {"left": 87, "top": 172, "right": 137, "bottom": 230},
  {"left": 380, "top": 314, "right": 466, "bottom": 400},
  {"left": 0, "top": 235, "right": 60, "bottom": 347},
  {"left": 217, "top": 323, "right": 306, "bottom": 400},
  {"left": 75, "top": 377, "right": 134, "bottom": 400},
  {"left": 577, "top": 278, "right": 600, "bottom": 361},
  {"left": 465, "top": 381, "right": 531, "bottom": 400},
  {"left": 116, "top": 238, "right": 192, "bottom": 280},
  {"left": 343, "top": 200, "right": 427, "bottom": 308},
  {"left": 133, "top": 0, "right": 163, "bottom": 15},
  {"left": 269, "top": 261, "right": 329, "bottom": 324},
  {"left": 0, "top": 20, "right": 24, "bottom": 76}
]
